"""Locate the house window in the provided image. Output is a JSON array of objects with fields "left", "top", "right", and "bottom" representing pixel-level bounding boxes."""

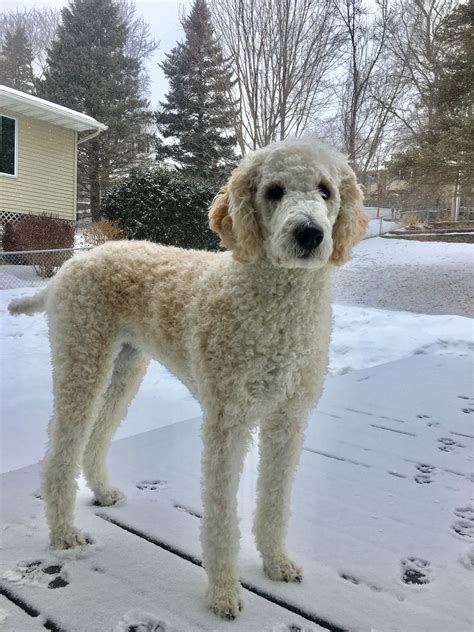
[{"left": 0, "top": 114, "right": 17, "bottom": 176}]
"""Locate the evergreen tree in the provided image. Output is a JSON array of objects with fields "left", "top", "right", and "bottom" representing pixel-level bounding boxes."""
[
  {"left": 155, "top": 0, "right": 237, "bottom": 179},
  {"left": 0, "top": 24, "right": 34, "bottom": 92},
  {"left": 37, "top": 0, "right": 152, "bottom": 219}
]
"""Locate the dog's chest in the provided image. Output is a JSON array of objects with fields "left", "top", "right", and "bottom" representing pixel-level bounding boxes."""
[
  {"left": 244, "top": 301, "right": 331, "bottom": 399},
  {"left": 201, "top": 277, "right": 332, "bottom": 405}
]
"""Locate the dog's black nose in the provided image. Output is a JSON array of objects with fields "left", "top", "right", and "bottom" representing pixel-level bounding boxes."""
[{"left": 293, "top": 224, "right": 324, "bottom": 251}]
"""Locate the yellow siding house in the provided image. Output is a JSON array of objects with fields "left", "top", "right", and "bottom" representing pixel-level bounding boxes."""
[{"left": 0, "top": 85, "right": 107, "bottom": 224}]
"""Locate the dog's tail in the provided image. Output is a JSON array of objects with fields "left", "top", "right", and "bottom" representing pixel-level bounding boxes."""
[{"left": 8, "top": 288, "right": 48, "bottom": 316}]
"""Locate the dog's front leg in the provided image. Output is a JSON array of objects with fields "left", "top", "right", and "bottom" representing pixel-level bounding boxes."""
[
  {"left": 253, "top": 405, "right": 306, "bottom": 583},
  {"left": 200, "top": 412, "right": 250, "bottom": 619}
]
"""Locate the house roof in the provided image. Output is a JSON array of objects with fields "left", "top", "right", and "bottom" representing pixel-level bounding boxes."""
[{"left": 0, "top": 85, "right": 107, "bottom": 133}]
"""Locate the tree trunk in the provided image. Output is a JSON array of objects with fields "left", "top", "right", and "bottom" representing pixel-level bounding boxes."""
[{"left": 89, "top": 140, "right": 101, "bottom": 221}]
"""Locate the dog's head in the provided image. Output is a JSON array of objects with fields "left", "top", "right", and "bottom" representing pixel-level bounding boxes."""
[{"left": 209, "top": 139, "right": 368, "bottom": 268}]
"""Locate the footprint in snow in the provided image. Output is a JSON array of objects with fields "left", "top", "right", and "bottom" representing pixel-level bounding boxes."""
[
  {"left": 136, "top": 480, "right": 167, "bottom": 491},
  {"left": 416, "top": 414, "right": 439, "bottom": 428},
  {"left": 451, "top": 505, "right": 474, "bottom": 541},
  {"left": 3, "top": 560, "right": 69, "bottom": 589},
  {"left": 437, "top": 437, "right": 464, "bottom": 453},
  {"left": 400, "top": 557, "right": 432, "bottom": 586},
  {"left": 114, "top": 609, "right": 167, "bottom": 632},
  {"left": 414, "top": 463, "right": 435, "bottom": 485}
]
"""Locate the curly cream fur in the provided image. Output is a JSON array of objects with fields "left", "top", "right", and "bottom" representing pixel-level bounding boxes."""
[
  {"left": 9, "top": 138, "right": 366, "bottom": 620},
  {"left": 330, "top": 171, "right": 368, "bottom": 265}
]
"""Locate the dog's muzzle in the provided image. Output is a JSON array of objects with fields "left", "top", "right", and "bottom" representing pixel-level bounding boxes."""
[{"left": 293, "top": 223, "right": 324, "bottom": 257}]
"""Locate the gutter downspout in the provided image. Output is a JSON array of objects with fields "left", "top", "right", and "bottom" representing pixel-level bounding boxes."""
[{"left": 77, "top": 128, "right": 105, "bottom": 145}]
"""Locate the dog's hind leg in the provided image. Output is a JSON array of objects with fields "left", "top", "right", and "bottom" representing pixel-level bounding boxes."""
[
  {"left": 253, "top": 406, "right": 306, "bottom": 582},
  {"left": 42, "top": 324, "right": 118, "bottom": 550},
  {"left": 200, "top": 412, "right": 251, "bottom": 619},
  {"left": 82, "top": 344, "right": 149, "bottom": 506}
]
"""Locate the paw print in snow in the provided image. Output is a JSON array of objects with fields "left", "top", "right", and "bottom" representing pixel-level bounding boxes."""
[
  {"left": 451, "top": 505, "right": 474, "bottom": 541},
  {"left": 136, "top": 480, "right": 167, "bottom": 491},
  {"left": 114, "top": 609, "right": 167, "bottom": 632},
  {"left": 416, "top": 414, "right": 439, "bottom": 428},
  {"left": 414, "top": 463, "right": 435, "bottom": 484},
  {"left": 400, "top": 557, "right": 432, "bottom": 585},
  {"left": 437, "top": 437, "right": 464, "bottom": 453},
  {"left": 3, "top": 560, "right": 69, "bottom": 589}
]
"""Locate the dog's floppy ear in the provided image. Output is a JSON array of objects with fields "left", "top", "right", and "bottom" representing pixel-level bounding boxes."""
[
  {"left": 209, "top": 160, "right": 263, "bottom": 263},
  {"left": 209, "top": 186, "right": 236, "bottom": 252},
  {"left": 330, "top": 166, "right": 368, "bottom": 266}
]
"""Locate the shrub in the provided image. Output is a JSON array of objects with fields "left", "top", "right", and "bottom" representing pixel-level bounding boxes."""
[
  {"left": 400, "top": 213, "right": 432, "bottom": 229},
  {"left": 2, "top": 213, "right": 75, "bottom": 277},
  {"left": 100, "top": 168, "right": 222, "bottom": 251},
  {"left": 82, "top": 219, "right": 124, "bottom": 247}
]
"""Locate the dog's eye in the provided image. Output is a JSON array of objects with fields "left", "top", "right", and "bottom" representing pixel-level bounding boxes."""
[
  {"left": 318, "top": 183, "right": 331, "bottom": 200},
  {"left": 266, "top": 184, "right": 285, "bottom": 201}
]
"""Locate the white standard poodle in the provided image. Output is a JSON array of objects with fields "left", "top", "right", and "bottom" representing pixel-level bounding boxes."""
[{"left": 9, "top": 138, "right": 367, "bottom": 619}]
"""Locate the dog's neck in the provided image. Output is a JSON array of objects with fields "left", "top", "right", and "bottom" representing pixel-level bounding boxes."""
[{"left": 225, "top": 253, "right": 331, "bottom": 304}]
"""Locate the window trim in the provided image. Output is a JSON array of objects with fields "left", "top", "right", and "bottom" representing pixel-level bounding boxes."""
[{"left": 0, "top": 113, "right": 18, "bottom": 178}]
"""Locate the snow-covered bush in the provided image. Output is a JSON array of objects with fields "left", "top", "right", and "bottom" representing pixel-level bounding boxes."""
[{"left": 100, "top": 168, "right": 221, "bottom": 251}]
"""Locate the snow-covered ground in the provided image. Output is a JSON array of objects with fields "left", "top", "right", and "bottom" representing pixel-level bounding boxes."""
[
  {"left": 333, "top": 237, "right": 474, "bottom": 317},
  {"left": 1, "top": 355, "right": 472, "bottom": 632},
  {"left": 363, "top": 206, "right": 400, "bottom": 239}
]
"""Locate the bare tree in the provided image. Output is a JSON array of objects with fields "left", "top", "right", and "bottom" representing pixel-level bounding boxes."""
[
  {"left": 210, "top": 0, "right": 344, "bottom": 153},
  {"left": 0, "top": 8, "right": 60, "bottom": 80},
  {"left": 387, "top": 0, "right": 457, "bottom": 136},
  {"left": 116, "top": 0, "right": 159, "bottom": 96},
  {"left": 331, "top": 0, "right": 406, "bottom": 181}
]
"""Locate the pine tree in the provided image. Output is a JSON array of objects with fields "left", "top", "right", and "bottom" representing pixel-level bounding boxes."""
[
  {"left": 0, "top": 24, "right": 34, "bottom": 92},
  {"left": 155, "top": 0, "right": 237, "bottom": 179},
  {"left": 37, "top": 0, "right": 152, "bottom": 219}
]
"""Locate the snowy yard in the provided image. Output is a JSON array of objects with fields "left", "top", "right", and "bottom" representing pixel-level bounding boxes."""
[
  {"left": 1, "top": 237, "right": 473, "bottom": 631},
  {"left": 332, "top": 238, "right": 474, "bottom": 317}
]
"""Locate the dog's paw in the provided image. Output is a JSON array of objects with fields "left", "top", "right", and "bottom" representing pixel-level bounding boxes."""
[
  {"left": 263, "top": 556, "right": 303, "bottom": 583},
  {"left": 94, "top": 486, "right": 125, "bottom": 507},
  {"left": 206, "top": 584, "right": 243, "bottom": 620},
  {"left": 50, "top": 527, "right": 87, "bottom": 550}
]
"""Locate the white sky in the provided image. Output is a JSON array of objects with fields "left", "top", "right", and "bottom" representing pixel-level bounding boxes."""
[{"left": 2, "top": 0, "right": 191, "bottom": 106}]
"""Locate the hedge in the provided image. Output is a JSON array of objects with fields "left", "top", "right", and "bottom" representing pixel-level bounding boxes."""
[{"left": 100, "top": 168, "right": 223, "bottom": 251}]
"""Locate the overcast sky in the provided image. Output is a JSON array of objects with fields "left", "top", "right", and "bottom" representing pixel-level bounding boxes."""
[{"left": 2, "top": 0, "right": 191, "bottom": 106}]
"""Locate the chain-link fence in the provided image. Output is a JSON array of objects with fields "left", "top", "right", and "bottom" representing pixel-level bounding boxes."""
[{"left": 0, "top": 247, "right": 93, "bottom": 290}]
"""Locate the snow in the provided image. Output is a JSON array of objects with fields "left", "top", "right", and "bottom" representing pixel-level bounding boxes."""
[
  {"left": 332, "top": 237, "right": 474, "bottom": 317},
  {"left": 0, "top": 265, "right": 48, "bottom": 289},
  {"left": 1, "top": 237, "right": 473, "bottom": 630},
  {"left": 362, "top": 208, "right": 400, "bottom": 238},
  {"left": 1, "top": 355, "right": 472, "bottom": 632},
  {"left": 364, "top": 217, "right": 400, "bottom": 238}
]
